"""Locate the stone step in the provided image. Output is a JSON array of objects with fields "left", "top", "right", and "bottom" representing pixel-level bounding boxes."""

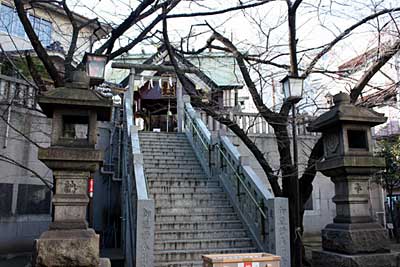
[
  {"left": 154, "top": 198, "right": 230, "bottom": 208},
  {"left": 146, "top": 173, "right": 206, "bottom": 179},
  {"left": 154, "top": 247, "right": 257, "bottom": 262},
  {"left": 148, "top": 179, "right": 219, "bottom": 188},
  {"left": 151, "top": 192, "right": 227, "bottom": 200},
  {"left": 141, "top": 146, "right": 194, "bottom": 152},
  {"left": 155, "top": 212, "right": 238, "bottom": 223},
  {"left": 139, "top": 137, "right": 188, "bottom": 142},
  {"left": 154, "top": 260, "right": 203, "bottom": 267},
  {"left": 139, "top": 132, "right": 187, "bottom": 136},
  {"left": 155, "top": 237, "right": 253, "bottom": 250},
  {"left": 155, "top": 206, "right": 235, "bottom": 215},
  {"left": 149, "top": 186, "right": 223, "bottom": 194},
  {"left": 144, "top": 162, "right": 202, "bottom": 169},
  {"left": 143, "top": 158, "right": 200, "bottom": 164},
  {"left": 140, "top": 132, "right": 257, "bottom": 266},
  {"left": 155, "top": 229, "right": 249, "bottom": 240},
  {"left": 155, "top": 220, "right": 243, "bottom": 231},
  {"left": 145, "top": 168, "right": 204, "bottom": 175},
  {"left": 143, "top": 155, "right": 198, "bottom": 161},
  {"left": 142, "top": 151, "right": 196, "bottom": 157},
  {"left": 140, "top": 142, "right": 192, "bottom": 148}
]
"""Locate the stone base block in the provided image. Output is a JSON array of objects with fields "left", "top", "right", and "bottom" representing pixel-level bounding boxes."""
[
  {"left": 49, "top": 220, "right": 88, "bottom": 230},
  {"left": 312, "top": 250, "right": 400, "bottom": 267},
  {"left": 322, "top": 223, "right": 390, "bottom": 254},
  {"left": 34, "top": 229, "right": 99, "bottom": 267},
  {"left": 99, "top": 258, "right": 111, "bottom": 267}
]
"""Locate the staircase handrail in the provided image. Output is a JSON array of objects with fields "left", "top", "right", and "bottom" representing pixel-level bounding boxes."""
[
  {"left": 183, "top": 101, "right": 290, "bottom": 267},
  {"left": 183, "top": 103, "right": 212, "bottom": 176},
  {"left": 122, "top": 92, "right": 154, "bottom": 267}
]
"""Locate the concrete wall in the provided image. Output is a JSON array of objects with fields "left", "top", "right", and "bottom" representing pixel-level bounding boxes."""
[{"left": 0, "top": 104, "right": 53, "bottom": 254}]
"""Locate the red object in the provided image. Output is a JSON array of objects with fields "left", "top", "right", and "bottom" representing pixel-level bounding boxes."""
[
  {"left": 244, "top": 262, "right": 252, "bottom": 267},
  {"left": 89, "top": 178, "right": 94, "bottom": 198}
]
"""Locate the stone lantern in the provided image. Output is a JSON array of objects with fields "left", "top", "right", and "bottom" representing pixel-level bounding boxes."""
[
  {"left": 308, "top": 92, "right": 399, "bottom": 266},
  {"left": 33, "top": 71, "right": 112, "bottom": 267}
]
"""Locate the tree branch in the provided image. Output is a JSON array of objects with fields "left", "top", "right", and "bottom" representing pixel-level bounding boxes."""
[
  {"left": 163, "top": 14, "right": 283, "bottom": 196},
  {"left": 95, "top": 0, "right": 157, "bottom": 55},
  {"left": 108, "top": 0, "right": 180, "bottom": 60},
  {"left": 0, "top": 154, "right": 53, "bottom": 189},
  {"left": 303, "top": 7, "right": 400, "bottom": 78},
  {"left": 167, "top": 0, "right": 275, "bottom": 19},
  {"left": 350, "top": 39, "right": 400, "bottom": 102},
  {"left": 14, "top": 0, "right": 63, "bottom": 86}
]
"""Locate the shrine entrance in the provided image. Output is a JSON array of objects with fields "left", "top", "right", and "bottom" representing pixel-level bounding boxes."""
[{"left": 134, "top": 76, "right": 179, "bottom": 132}]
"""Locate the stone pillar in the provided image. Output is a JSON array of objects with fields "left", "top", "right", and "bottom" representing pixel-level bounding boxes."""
[{"left": 51, "top": 170, "right": 90, "bottom": 230}]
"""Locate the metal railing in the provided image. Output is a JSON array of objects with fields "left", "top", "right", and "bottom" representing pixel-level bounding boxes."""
[
  {"left": 122, "top": 91, "right": 154, "bottom": 267},
  {"left": 184, "top": 101, "right": 291, "bottom": 267},
  {"left": 0, "top": 74, "right": 36, "bottom": 108}
]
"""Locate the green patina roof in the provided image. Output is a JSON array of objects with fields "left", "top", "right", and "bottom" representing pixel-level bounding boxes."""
[{"left": 106, "top": 52, "right": 243, "bottom": 89}]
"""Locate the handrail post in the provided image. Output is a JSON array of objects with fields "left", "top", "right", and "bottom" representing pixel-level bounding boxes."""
[
  {"left": 209, "top": 132, "right": 218, "bottom": 176},
  {"left": 259, "top": 199, "right": 266, "bottom": 238},
  {"left": 177, "top": 79, "right": 183, "bottom": 132}
]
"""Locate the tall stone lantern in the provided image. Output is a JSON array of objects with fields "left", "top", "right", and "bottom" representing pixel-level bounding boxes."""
[
  {"left": 33, "top": 71, "right": 112, "bottom": 267},
  {"left": 308, "top": 92, "right": 399, "bottom": 266}
]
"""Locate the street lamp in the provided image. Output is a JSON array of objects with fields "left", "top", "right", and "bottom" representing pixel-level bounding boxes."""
[
  {"left": 281, "top": 75, "right": 304, "bottom": 103},
  {"left": 83, "top": 52, "right": 108, "bottom": 86},
  {"left": 281, "top": 74, "right": 305, "bottom": 267}
]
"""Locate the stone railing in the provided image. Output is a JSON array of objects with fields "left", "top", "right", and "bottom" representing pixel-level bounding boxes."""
[
  {"left": 184, "top": 100, "right": 291, "bottom": 267},
  {"left": 122, "top": 91, "right": 154, "bottom": 267},
  {"left": 0, "top": 74, "right": 36, "bottom": 108},
  {"left": 199, "top": 110, "right": 317, "bottom": 136}
]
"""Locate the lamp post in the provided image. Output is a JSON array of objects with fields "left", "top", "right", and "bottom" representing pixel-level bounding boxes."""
[
  {"left": 281, "top": 74, "right": 305, "bottom": 267},
  {"left": 83, "top": 52, "right": 108, "bottom": 86}
]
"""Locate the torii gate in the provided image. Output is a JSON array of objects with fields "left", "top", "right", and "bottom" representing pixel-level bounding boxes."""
[{"left": 111, "top": 63, "right": 198, "bottom": 132}]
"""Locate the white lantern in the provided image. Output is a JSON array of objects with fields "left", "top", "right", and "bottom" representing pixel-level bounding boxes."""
[{"left": 280, "top": 75, "right": 305, "bottom": 102}]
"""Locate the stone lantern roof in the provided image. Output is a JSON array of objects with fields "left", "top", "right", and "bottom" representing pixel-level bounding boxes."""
[
  {"left": 308, "top": 92, "right": 386, "bottom": 132},
  {"left": 38, "top": 71, "right": 112, "bottom": 121}
]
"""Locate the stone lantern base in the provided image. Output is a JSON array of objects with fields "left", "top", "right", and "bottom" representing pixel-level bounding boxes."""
[
  {"left": 33, "top": 229, "right": 110, "bottom": 267},
  {"left": 312, "top": 250, "right": 400, "bottom": 267}
]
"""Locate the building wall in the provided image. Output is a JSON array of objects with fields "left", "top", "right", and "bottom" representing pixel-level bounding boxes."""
[
  {"left": 0, "top": 0, "right": 97, "bottom": 58},
  {"left": 0, "top": 103, "right": 53, "bottom": 254}
]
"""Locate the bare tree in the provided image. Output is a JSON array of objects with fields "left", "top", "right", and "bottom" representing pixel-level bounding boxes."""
[{"left": 162, "top": 1, "right": 400, "bottom": 266}]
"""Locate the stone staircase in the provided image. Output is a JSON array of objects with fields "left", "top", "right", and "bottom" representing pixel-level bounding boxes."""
[{"left": 139, "top": 132, "right": 257, "bottom": 267}]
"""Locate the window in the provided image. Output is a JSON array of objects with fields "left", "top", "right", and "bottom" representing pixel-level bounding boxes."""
[
  {"left": 17, "top": 184, "right": 51, "bottom": 215},
  {"left": 0, "top": 4, "right": 52, "bottom": 46},
  {"left": 0, "top": 4, "right": 25, "bottom": 38},
  {"left": 29, "top": 15, "right": 52, "bottom": 46},
  {"left": 0, "top": 183, "right": 13, "bottom": 216},
  {"left": 304, "top": 194, "right": 313, "bottom": 210}
]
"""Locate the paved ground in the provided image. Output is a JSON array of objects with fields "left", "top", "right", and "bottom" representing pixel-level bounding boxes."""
[
  {"left": 303, "top": 234, "right": 400, "bottom": 266},
  {"left": 2, "top": 238, "right": 400, "bottom": 267},
  {"left": 0, "top": 255, "right": 30, "bottom": 267},
  {"left": 0, "top": 248, "right": 124, "bottom": 267}
]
